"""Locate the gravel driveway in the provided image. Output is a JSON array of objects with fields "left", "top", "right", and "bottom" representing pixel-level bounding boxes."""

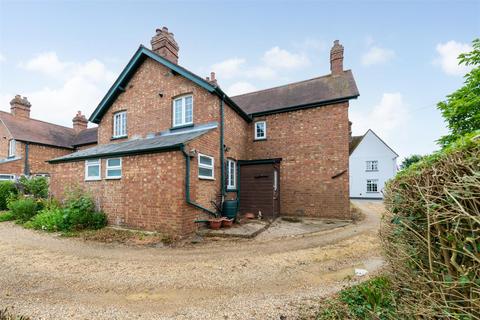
[{"left": 0, "top": 200, "right": 384, "bottom": 320}]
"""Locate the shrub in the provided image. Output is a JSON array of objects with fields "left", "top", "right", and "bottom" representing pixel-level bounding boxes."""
[
  {"left": 63, "top": 209, "right": 107, "bottom": 230},
  {"left": 0, "top": 181, "right": 17, "bottom": 210},
  {"left": 18, "top": 176, "right": 49, "bottom": 198},
  {"left": 27, "top": 208, "right": 65, "bottom": 231},
  {"left": 7, "top": 197, "right": 38, "bottom": 222},
  {"left": 0, "top": 211, "right": 14, "bottom": 222},
  {"left": 382, "top": 133, "right": 480, "bottom": 318}
]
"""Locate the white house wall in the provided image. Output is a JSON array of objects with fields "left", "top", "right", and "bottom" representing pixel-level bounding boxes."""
[{"left": 349, "top": 131, "right": 397, "bottom": 198}]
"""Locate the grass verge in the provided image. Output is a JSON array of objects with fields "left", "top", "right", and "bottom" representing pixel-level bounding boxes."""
[{"left": 62, "top": 227, "right": 173, "bottom": 246}]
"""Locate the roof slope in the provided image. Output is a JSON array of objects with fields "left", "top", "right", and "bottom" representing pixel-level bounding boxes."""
[
  {"left": 231, "top": 70, "right": 359, "bottom": 115},
  {"left": 49, "top": 126, "right": 214, "bottom": 163},
  {"left": 349, "top": 135, "right": 364, "bottom": 155},
  {"left": 0, "top": 111, "right": 97, "bottom": 149}
]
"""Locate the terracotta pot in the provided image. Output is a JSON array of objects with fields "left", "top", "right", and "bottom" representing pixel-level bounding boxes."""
[
  {"left": 209, "top": 219, "right": 222, "bottom": 230},
  {"left": 221, "top": 218, "right": 233, "bottom": 228},
  {"left": 244, "top": 212, "right": 255, "bottom": 220}
]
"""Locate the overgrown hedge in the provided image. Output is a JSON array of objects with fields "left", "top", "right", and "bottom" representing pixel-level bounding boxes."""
[{"left": 382, "top": 132, "right": 480, "bottom": 319}]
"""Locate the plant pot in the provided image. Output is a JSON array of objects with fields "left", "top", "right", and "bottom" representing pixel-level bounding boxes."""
[
  {"left": 221, "top": 218, "right": 233, "bottom": 228},
  {"left": 209, "top": 219, "right": 222, "bottom": 230},
  {"left": 244, "top": 212, "right": 255, "bottom": 220}
]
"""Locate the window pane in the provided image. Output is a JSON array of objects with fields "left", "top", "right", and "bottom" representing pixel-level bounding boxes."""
[
  {"left": 107, "top": 169, "right": 121, "bottom": 177},
  {"left": 108, "top": 158, "right": 121, "bottom": 167},
  {"left": 199, "top": 156, "right": 212, "bottom": 166},
  {"left": 199, "top": 167, "right": 213, "bottom": 177},
  {"left": 174, "top": 100, "right": 182, "bottom": 125},
  {"left": 88, "top": 165, "right": 99, "bottom": 177},
  {"left": 256, "top": 122, "right": 265, "bottom": 138}
]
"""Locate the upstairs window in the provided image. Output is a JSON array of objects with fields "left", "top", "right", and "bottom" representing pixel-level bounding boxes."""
[
  {"left": 366, "top": 179, "right": 378, "bottom": 193},
  {"left": 366, "top": 160, "right": 378, "bottom": 171},
  {"left": 85, "top": 159, "right": 101, "bottom": 181},
  {"left": 8, "top": 139, "right": 16, "bottom": 157},
  {"left": 113, "top": 111, "right": 127, "bottom": 138},
  {"left": 106, "top": 158, "right": 122, "bottom": 179},
  {"left": 198, "top": 153, "right": 214, "bottom": 180},
  {"left": 226, "top": 159, "right": 236, "bottom": 190},
  {"left": 254, "top": 121, "right": 266, "bottom": 140},
  {"left": 173, "top": 95, "right": 193, "bottom": 127}
]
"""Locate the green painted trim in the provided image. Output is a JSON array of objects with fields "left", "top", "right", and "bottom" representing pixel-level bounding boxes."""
[
  {"left": 250, "top": 96, "right": 359, "bottom": 117},
  {"left": 48, "top": 144, "right": 183, "bottom": 163}
]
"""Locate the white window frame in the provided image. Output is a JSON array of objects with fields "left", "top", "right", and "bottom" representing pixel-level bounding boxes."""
[
  {"left": 105, "top": 158, "right": 122, "bottom": 179},
  {"left": 254, "top": 121, "right": 266, "bottom": 140},
  {"left": 226, "top": 159, "right": 236, "bottom": 190},
  {"left": 85, "top": 159, "right": 101, "bottom": 181},
  {"left": 366, "top": 160, "right": 379, "bottom": 172},
  {"left": 366, "top": 179, "right": 379, "bottom": 193},
  {"left": 113, "top": 111, "right": 127, "bottom": 138},
  {"left": 198, "top": 153, "right": 214, "bottom": 180},
  {"left": 172, "top": 95, "right": 194, "bottom": 127},
  {"left": 0, "top": 174, "right": 16, "bottom": 181},
  {"left": 8, "top": 139, "right": 16, "bottom": 157}
]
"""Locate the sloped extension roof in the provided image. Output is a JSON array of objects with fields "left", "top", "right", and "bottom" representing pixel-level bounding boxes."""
[
  {"left": 349, "top": 129, "right": 399, "bottom": 157},
  {"left": 49, "top": 126, "right": 214, "bottom": 163},
  {"left": 0, "top": 111, "right": 97, "bottom": 149},
  {"left": 89, "top": 46, "right": 251, "bottom": 124},
  {"left": 231, "top": 70, "right": 359, "bottom": 116}
]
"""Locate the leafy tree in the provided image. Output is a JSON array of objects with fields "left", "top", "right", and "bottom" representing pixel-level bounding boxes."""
[
  {"left": 400, "top": 154, "right": 423, "bottom": 169},
  {"left": 437, "top": 38, "right": 480, "bottom": 147}
]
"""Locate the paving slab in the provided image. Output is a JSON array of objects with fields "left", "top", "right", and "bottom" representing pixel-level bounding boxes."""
[{"left": 197, "top": 220, "right": 268, "bottom": 238}]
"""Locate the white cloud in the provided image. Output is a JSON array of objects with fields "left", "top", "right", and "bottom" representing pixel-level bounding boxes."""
[
  {"left": 1, "top": 52, "right": 117, "bottom": 127},
  {"left": 350, "top": 93, "right": 409, "bottom": 140},
  {"left": 226, "top": 82, "right": 257, "bottom": 96},
  {"left": 20, "top": 52, "right": 70, "bottom": 76},
  {"left": 262, "top": 46, "right": 310, "bottom": 69},
  {"left": 361, "top": 46, "right": 395, "bottom": 66},
  {"left": 0, "top": 53, "right": 5, "bottom": 63},
  {"left": 433, "top": 40, "right": 472, "bottom": 76},
  {"left": 211, "top": 58, "right": 246, "bottom": 79}
]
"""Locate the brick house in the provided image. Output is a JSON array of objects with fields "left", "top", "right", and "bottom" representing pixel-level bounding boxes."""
[
  {"left": 0, "top": 96, "right": 97, "bottom": 180},
  {"left": 48, "top": 27, "right": 359, "bottom": 236}
]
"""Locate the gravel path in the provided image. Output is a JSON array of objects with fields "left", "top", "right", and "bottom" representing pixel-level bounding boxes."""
[{"left": 0, "top": 200, "right": 385, "bottom": 320}]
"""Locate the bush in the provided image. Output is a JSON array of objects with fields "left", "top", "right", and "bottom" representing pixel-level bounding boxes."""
[
  {"left": 0, "top": 181, "right": 17, "bottom": 210},
  {"left": 27, "top": 208, "right": 65, "bottom": 231},
  {"left": 0, "top": 211, "right": 14, "bottom": 222},
  {"left": 63, "top": 209, "right": 107, "bottom": 230},
  {"left": 382, "top": 133, "right": 480, "bottom": 318},
  {"left": 18, "top": 176, "right": 49, "bottom": 198},
  {"left": 7, "top": 197, "right": 38, "bottom": 222}
]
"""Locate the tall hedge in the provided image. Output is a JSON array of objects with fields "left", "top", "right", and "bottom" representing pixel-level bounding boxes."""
[{"left": 382, "top": 133, "right": 480, "bottom": 319}]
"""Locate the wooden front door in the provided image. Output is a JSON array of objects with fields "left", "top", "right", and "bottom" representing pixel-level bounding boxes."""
[{"left": 239, "top": 162, "right": 280, "bottom": 220}]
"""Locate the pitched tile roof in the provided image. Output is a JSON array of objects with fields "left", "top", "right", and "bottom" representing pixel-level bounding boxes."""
[
  {"left": 0, "top": 111, "right": 97, "bottom": 149},
  {"left": 231, "top": 70, "right": 359, "bottom": 115},
  {"left": 49, "top": 126, "right": 215, "bottom": 163},
  {"left": 349, "top": 135, "right": 364, "bottom": 155},
  {"left": 72, "top": 128, "right": 98, "bottom": 147}
]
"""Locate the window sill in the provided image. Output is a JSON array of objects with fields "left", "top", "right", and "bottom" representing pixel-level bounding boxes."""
[
  {"left": 366, "top": 170, "right": 379, "bottom": 172},
  {"left": 199, "top": 176, "right": 215, "bottom": 181},
  {"left": 253, "top": 138, "right": 267, "bottom": 142},
  {"left": 111, "top": 135, "right": 128, "bottom": 141},
  {"left": 366, "top": 191, "right": 379, "bottom": 193},
  {"left": 171, "top": 123, "right": 194, "bottom": 131},
  {"left": 85, "top": 178, "right": 101, "bottom": 182},
  {"left": 105, "top": 177, "right": 122, "bottom": 180}
]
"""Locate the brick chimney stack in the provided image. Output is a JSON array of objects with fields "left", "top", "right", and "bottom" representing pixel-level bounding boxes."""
[
  {"left": 72, "top": 111, "right": 88, "bottom": 133},
  {"left": 330, "top": 40, "right": 344, "bottom": 75},
  {"left": 10, "top": 95, "right": 31, "bottom": 118},
  {"left": 151, "top": 27, "right": 179, "bottom": 64}
]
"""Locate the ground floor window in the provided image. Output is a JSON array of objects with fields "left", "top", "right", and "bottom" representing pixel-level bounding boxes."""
[
  {"left": 106, "top": 158, "right": 122, "bottom": 179},
  {"left": 366, "top": 179, "right": 378, "bottom": 193},
  {"left": 198, "top": 153, "right": 214, "bottom": 179},
  {"left": 85, "top": 159, "right": 101, "bottom": 181},
  {"left": 0, "top": 174, "right": 16, "bottom": 181},
  {"left": 226, "top": 159, "right": 236, "bottom": 190}
]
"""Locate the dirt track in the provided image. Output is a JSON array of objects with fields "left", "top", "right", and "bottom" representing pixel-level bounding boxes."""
[{"left": 0, "top": 200, "right": 385, "bottom": 319}]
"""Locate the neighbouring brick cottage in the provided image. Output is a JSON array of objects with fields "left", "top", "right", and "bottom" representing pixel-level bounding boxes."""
[
  {"left": 48, "top": 27, "right": 359, "bottom": 236},
  {"left": 0, "top": 96, "right": 97, "bottom": 180}
]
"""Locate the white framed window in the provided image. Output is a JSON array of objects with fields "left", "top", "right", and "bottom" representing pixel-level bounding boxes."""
[
  {"left": 106, "top": 158, "right": 122, "bottom": 179},
  {"left": 173, "top": 95, "right": 193, "bottom": 127},
  {"left": 366, "top": 179, "right": 379, "bottom": 193},
  {"left": 8, "top": 139, "right": 16, "bottom": 157},
  {"left": 0, "top": 174, "right": 16, "bottom": 181},
  {"left": 85, "top": 159, "right": 101, "bottom": 181},
  {"left": 198, "top": 153, "right": 214, "bottom": 180},
  {"left": 254, "top": 121, "right": 266, "bottom": 140},
  {"left": 226, "top": 159, "right": 236, "bottom": 190},
  {"left": 366, "top": 160, "right": 378, "bottom": 172},
  {"left": 113, "top": 111, "right": 127, "bottom": 138}
]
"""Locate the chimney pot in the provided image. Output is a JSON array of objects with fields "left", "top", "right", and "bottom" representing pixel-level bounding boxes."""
[
  {"left": 10, "top": 95, "right": 31, "bottom": 118},
  {"left": 72, "top": 110, "right": 88, "bottom": 133},
  {"left": 151, "top": 26, "right": 179, "bottom": 64},
  {"left": 330, "top": 40, "right": 344, "bottom": 75}
]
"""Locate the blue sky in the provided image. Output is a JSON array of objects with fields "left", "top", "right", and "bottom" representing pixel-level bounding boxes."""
[{"left": 0, "top": 0, "right": 479, "bottom": 160}]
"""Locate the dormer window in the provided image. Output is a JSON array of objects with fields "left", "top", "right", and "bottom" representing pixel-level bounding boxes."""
[
  {"left": 113, "top": 111, "right": 127, "bottom": 138},
  {"left": 173, "top": 95, "right": 193, "bottom": 127},
  {"left": 8, "top": 139, "right": 16, "bottom": 157}
]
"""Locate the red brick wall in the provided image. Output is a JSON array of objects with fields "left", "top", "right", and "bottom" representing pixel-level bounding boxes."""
[
  {"left": 27, "top": 144, "right": 72, "bottom": 175},
  {"left": 97, "top": 58, "right": 221, "bottom": 145},
  {"left": 246, "top": 103, "right": 351, "bottom": 219},
  {"left": 0, "top": 122, "right": 13, "bottom": 159}
]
